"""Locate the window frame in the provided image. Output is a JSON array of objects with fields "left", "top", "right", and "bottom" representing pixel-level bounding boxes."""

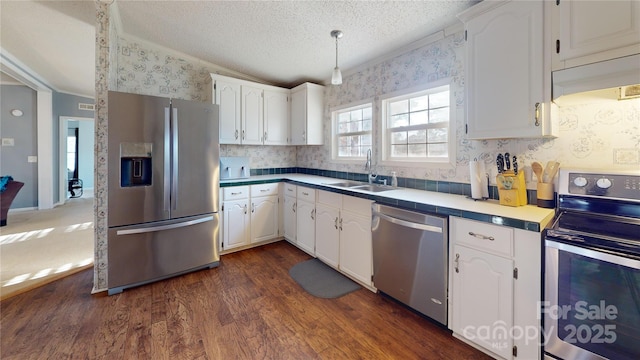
[
  {"left": 380, "top": 79, "right": 456, "bottom": 169},
  {"left": 330, "top": 99, "right": 374, "bottom": 164}
]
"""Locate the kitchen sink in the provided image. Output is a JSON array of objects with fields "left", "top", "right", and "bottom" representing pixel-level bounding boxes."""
[
  {"left": 349, "top": 184, "right": 395, "bottom": 192},
  {"left": 325, "top": 180, "right": 365, "bottom": 188},
  {"left": 325, "top": 181, "right": 395, "bottom": 193}
]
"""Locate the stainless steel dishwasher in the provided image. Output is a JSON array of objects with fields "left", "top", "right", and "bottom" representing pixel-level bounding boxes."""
[{"left": 372, "top": 203, "right": 448, "bottom": 325}]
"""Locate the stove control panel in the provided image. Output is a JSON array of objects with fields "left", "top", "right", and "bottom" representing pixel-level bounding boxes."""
[{"left": 567, "top": 172, "right": 640, "bottom": 201}]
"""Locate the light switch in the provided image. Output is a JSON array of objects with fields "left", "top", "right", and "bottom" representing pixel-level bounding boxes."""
[
  {"left": 2, "top": 138, "right": 14, "bottom": 146},
  {"left": 28, "top": 156, "right": 38, "bottom": 163}
]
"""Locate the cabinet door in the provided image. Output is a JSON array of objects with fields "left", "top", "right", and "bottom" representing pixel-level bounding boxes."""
[
  {"left": 250, "top": 195, "right": 278, "bottom": 243},
  {"left": 296, "top": 199, "right": 315, "bottom": 255},
  {"left": 556, "top": 0, "right": 640, "bottom": 65},
  {"left": 290, "top": 87, "right": 306, "bottom": 145},
  {"left": 283, "top": 195, "right": 297, "bottom": 243},
  {"left": 339, "top": 211, "right": 372, "bottom": 286},
  {"left": 215, "top": 79, "right": 241, "bottom": 144},
  {"left": 465, "top": 1, "right": 546, "bottom": 139},
  {"left": 223, "top": 199, "right": 249, "bottom": 250},
  {"left": 241, "top": 85, "right": 264, "bottom": 145},
  {"left": 451, "top": 244, "right": 514, "bottom": 359},
  {"left": 263, "top": 89, "right": 289, "bottom": 145},
  {"left": 315, "top": 204, "right": 340, "bottom": 268}
]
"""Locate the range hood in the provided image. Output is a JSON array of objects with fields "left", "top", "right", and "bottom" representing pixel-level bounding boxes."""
[{"left": 552, "top": 54, "right": 640, "bottom": 105}]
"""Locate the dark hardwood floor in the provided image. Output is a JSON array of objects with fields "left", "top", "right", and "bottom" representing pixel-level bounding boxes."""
[{"left": 1, "top": 241, "right": 491, "bottom": 359}]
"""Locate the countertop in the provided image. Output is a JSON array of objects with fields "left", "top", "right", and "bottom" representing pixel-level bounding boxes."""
[{"left": 221, "top": 174, "right": 556, "bottom": 232}]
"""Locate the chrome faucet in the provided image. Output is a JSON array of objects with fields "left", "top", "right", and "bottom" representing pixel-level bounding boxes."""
[{"left": 365, "top": 149, "right": 376, "bottom": 183}]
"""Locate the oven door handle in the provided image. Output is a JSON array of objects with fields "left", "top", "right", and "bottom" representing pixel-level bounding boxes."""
[{"left": 545, "top": 240, "right": 640, "bottom": 269}]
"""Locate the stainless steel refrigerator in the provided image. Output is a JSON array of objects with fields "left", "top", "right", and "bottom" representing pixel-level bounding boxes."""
[{"left": 107, "top": 91, "right": 220, "bottom": 295}]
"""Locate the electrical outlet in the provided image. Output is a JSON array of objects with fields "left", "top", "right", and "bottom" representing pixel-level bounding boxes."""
[
  {"left": 27, "top": 156, "right": 38, "bottom": 163},
  {"left": 2, "top": 138, "right": 14, "bottom": 146}
]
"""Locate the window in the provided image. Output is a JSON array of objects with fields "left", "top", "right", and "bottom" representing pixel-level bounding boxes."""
[
  {"left": 381, "top": 83, "right": 453, "bottom": 166},
  {"left": 332, "top": 102, "right": 373, "bottom": 160}
]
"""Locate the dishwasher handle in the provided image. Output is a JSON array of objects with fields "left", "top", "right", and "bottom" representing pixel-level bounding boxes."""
[{"left": 373, "top": 210, "right": 443, "bottom": 233}]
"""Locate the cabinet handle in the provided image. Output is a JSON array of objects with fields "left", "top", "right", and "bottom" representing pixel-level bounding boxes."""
[
  {"left": 455, "top": 253, "right": 460, "bottom": 273},
  {"left": 244, "top": 204, "right": 247, "bottom": 214},
  {"left": 334, "top": 217, "right": 338, "bottom": 229},
  {"left": 231, "top": 191, "right": 242, "bottom": 195},
  {"left": 468, "top": 231, "right": 495, "bottom": 241},
  {"left": 235, "top": 129, "right": 239, "bottom": 139},
  {"left": 302, "top": 191, "right": 309, "bottom": 196},
  {"left": 534, "top": 102, "right": 541, "bottom": 126},
  {"left": 287, "top": 188, "right": 294, "bottom": 192},
  {"left": 311, "top": 208, "right": 315, "bottom": 220},
  {"left": 242, "top": 130, "right": 246, "bottom": 140},
  {"left": 264, "top": 131, "right": 267, "bottom": 141},
  {"left": 339, "top": 217, "right": 343, "bottom": 231},
  {"left": 293, "top": 202, "right": 297, "bottom": 213},
  {"left": 260, "top": 189, "right": 269, "bottom": 192},
  {"left": 251, "top": 203, "right": 255, "bottom": 213}
]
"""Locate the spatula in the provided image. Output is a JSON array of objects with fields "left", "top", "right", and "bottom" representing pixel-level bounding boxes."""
[{"left": 532, "top": 162, "right": 544, "bottom": 183}]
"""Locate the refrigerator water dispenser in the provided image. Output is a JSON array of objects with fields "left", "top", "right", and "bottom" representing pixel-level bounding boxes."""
[{"left": 120, "top": 143, "right": 153, "bottom": 187}]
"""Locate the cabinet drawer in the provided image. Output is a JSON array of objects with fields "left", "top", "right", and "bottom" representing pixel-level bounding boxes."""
[
  {"left": 251, "top": 183, "right": 278, "bottom": 197},
  {"left": 452, "top": 217, "right": 513, "bottom": 257},
  {"left": 223, "top": 186, "right": 249, "bottom": 200},
  {"left": 284, "top": 183, "right": 296, "bottom": 196},
  {"left": 342, "top": 195, "right": 372, "bottom": 216},
  {"left": 297, "top": 187, "right": 316, "bottom": 202},
  {"left": 317, "top": 190, "right": 342, "bottom": 207}
]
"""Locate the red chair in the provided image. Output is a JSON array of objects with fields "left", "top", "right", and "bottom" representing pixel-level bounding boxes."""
[{"left": 1, "top": 181, "right": 24, "bottom": 226}]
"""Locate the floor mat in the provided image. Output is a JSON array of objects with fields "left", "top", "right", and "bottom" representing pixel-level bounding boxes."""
[{"left": 289, "top": 258, "right": 361, "bottom": 298}]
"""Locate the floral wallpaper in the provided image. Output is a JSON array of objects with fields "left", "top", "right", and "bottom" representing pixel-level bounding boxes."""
[
  {"left": 93, "top": 3, "right": 638, "bottom": 293},
  {"left": 298, "top": 31, "right": 640, "bottom": 188}
]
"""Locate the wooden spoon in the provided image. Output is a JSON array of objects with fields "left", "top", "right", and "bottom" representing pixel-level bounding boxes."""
[
  {"left": 546, "top": 161, "right": 560, "bottom": 183},
  {"left": 532, "top": 162, "right": 544, "bottom": 183}
]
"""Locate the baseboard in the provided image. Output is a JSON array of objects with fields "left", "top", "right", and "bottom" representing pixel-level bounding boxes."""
[{"left": 7, "top": 206, "right": 38, "bottom": 213}]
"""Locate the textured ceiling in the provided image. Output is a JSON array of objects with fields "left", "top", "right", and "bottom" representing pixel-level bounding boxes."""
[{"left": 1, "top": 0, "right": 478, "bottom": 97}]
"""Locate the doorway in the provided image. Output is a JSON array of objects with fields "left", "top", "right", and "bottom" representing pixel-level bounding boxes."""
[{"left": 58, "top": 116, "right": 94, "bottom": 202}]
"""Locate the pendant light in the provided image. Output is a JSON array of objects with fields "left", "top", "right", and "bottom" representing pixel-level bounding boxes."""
[{"left": 331, "top": 30, "right": 343, "bottom": 85}]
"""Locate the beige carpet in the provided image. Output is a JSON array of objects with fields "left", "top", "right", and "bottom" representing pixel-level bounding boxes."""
[{"left": 0, "top": 196, "right": 94, "bottom": 300}]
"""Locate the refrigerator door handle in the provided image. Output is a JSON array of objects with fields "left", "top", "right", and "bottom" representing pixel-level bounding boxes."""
[
  {"left": 164, "top": 107, "right": 171, "bottom": 212},
  {"left": 116, "top": 215, "right": 213, "bottom": 235},
  {"left": 171, "top": 106, "right": 179, "bottom": 210}
]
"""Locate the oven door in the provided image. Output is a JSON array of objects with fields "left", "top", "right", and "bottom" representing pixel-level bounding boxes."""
[{"left": 545, "top": 240, "right": 640, "bottom": 360}]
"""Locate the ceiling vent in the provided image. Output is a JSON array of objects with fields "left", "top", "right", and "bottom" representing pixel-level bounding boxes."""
[{"left": 78, "top": 103, "right": 95, "bottom": 111}]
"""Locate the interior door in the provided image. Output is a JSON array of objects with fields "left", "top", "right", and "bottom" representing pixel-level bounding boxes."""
[{"left": 171, "top": 99, "right": 219, "bottom": 219}]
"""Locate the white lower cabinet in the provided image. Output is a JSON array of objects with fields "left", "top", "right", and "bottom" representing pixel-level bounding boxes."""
[
  {"left": 339, "top": 210, "right": 372, "bottom": 286},
  {"left": 451, "top": 245, "right": 514, "bottom": 359},
  {"left": 250, "top": 184, "right": 279, "bottom": 244},
  {"left": 315, "top": 190, "right": 373, "bottom": 288},
  {"left": 314, "top": 203, "right": 340, "bottom": 268},
  {"left": 221, "top": 184, "right": 280, "bottom": 252},
  {"left": 222, "top": 186, "right": 250, "bottom": 251},
  {"left": 449, "top": 216, "right": 541, "bottom": 360},
  {"left": 295, "top": 186, "right": 316, "bottom": 256}
]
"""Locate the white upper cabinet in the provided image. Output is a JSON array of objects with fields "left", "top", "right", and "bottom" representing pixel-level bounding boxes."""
[
  {"left": 211, "top": 74, "right": 289, "bottom": 145},
  {"left": 241, "top": 85, "right": 264, "bottom": 145},
  {"left": 215, "top": 79, "right": 241, "bottom": 144},
  {"left": 290, "top": 82, "right": 325, "bottom": 145},
  {"left": 552, "top": 0, "right": 640, "bottom": 70},
  {"left": 263, "top": 88, "right": 290, "bottom": 145},
  {"left": 459, "top": 0, "right": 556, "bottom": 139}
]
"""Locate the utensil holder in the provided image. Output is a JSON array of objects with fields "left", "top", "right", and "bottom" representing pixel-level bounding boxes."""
[
  {"left": 496, "top": 171, "right": 527, "bottom": 207},
  {"left": 537, "top": 182, "right": 555, "bottom": 208}
]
